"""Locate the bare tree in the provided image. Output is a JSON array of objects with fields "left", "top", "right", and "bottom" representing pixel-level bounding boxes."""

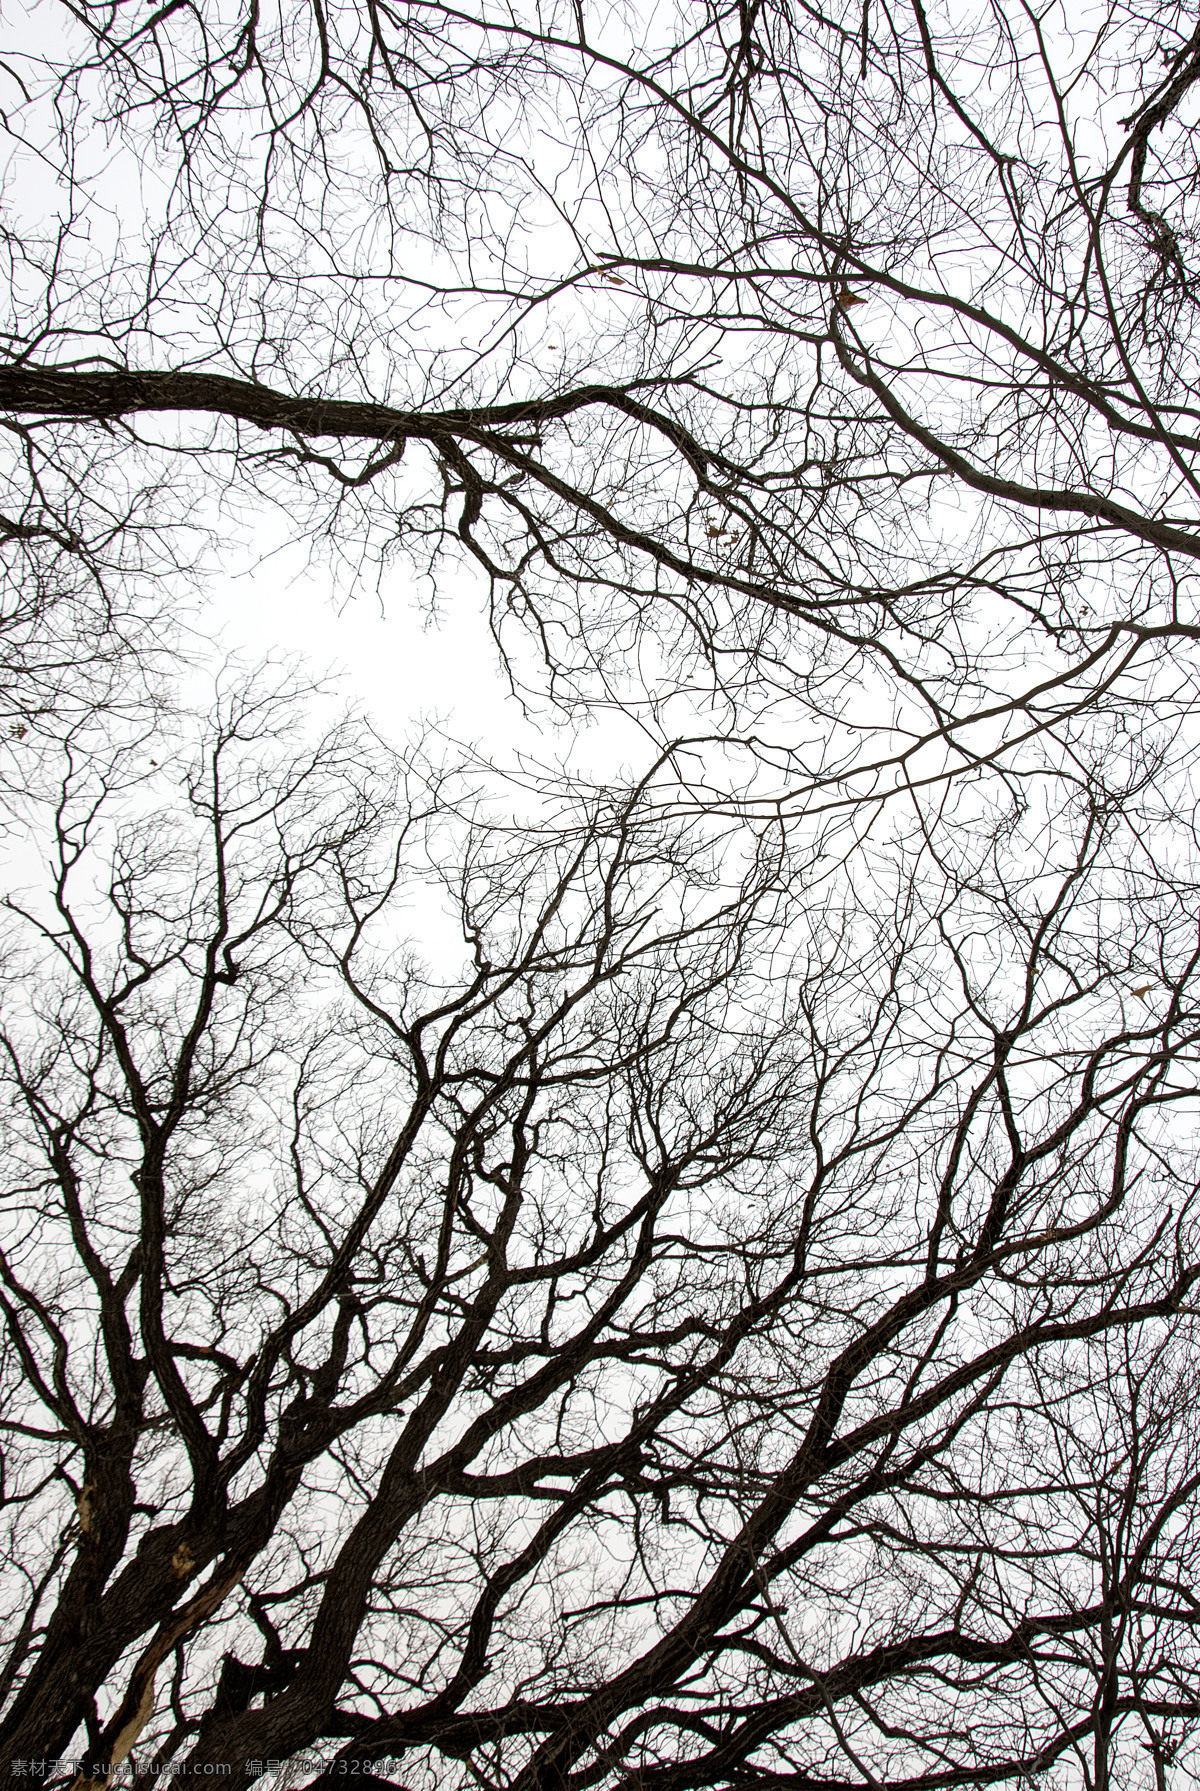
[
  {"left": 4, "top": 2, "right": 1200, "bottom": 1786},
  {"left": 1013, "top": 1332, "right": 1200, "bottom": 1791},
  {"left": 0, "top": 667, "right": 1196, "bottom": 1791},
  {"left": 4, "top": 0, "right": 1200, "bottom": 785}
]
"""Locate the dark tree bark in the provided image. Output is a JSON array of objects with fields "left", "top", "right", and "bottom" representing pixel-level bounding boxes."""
[
  {"left": 3, "top": 3, "right": 1200, "bottom": 1788},
  {"left": 4, "top": 0, "right": 1200, "bottom": 798},
  {"left": 0, "top": 673, "right": 1197, "bottom": 1790}
]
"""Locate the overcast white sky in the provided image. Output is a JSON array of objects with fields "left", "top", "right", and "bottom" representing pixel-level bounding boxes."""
[
  {"left": 198, "top": 519, "right": 673, "bottom": 798},
  {"left": 204, "top": 553, "right": 511, "bottom": 740}
]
